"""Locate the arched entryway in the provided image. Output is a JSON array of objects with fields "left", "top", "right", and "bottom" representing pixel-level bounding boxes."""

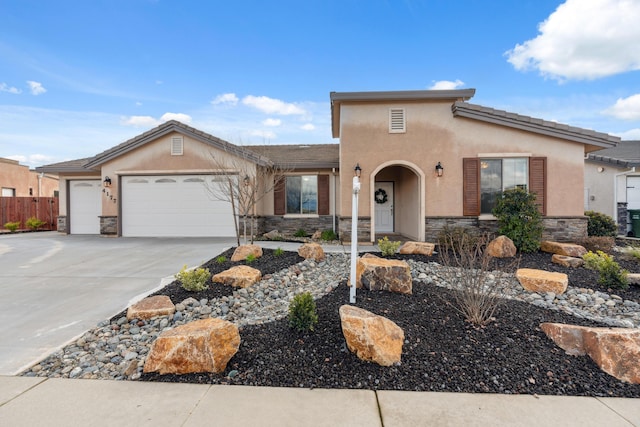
[{"left": 370, "top": 161, "right": 425, "bottom": 242}]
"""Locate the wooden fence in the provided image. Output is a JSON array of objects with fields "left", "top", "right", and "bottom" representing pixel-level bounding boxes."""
[{"left": 0, "top": 197, "right": 59, "bottom": 231}]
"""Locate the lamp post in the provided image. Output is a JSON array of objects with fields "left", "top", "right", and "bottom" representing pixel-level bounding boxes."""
[{"left": 349, "top": 164, "right": 361, "bottom": 304}]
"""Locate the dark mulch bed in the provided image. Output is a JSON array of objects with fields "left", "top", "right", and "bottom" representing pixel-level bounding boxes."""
[{"left": 140, "top": 248, "right": 640, "bottom": 397}]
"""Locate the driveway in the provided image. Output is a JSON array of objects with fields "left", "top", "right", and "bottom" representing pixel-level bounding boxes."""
[{"left": 0, "top": 232, "right": 234, "bottom": 375}]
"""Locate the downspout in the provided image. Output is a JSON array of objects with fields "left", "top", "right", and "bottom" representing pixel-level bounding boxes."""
[
  {"left": 614, "top": 166, "right": 635, "bottom": 224},
  {"left": 38, "top": 172, "right": 43, "bottom": 197}
]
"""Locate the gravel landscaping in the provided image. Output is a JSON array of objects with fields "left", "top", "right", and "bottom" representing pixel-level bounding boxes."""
[{"left": 25, "top": 245, "right": 640, "bottom": 398}]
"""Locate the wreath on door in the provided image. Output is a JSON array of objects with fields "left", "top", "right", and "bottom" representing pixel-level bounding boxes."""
[{"left": 374, "top": 188, "right": 388, "bottom": 204}]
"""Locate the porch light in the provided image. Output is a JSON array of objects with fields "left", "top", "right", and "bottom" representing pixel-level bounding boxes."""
[
  {"left": 243, "top": 175, "right": 250, "bottom": 186},
  {"left": 103, "top": 176, "right": 112, "bottom": 187},
  {"left": 435, "top": 162, "right": 444, "bottom": 177},
  {"left": 354, "top": 163, "right": 362, "bottom": 178}
]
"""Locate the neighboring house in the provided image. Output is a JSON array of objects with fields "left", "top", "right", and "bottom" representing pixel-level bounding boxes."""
[
  {"left": 584, "top": 140, "right": 640, "bottom": 235},
  {"left": 37, "top": 89, "right": 619, "bottom": 241},
  {"left": 0, "top": 157, "right": 59, "bottom": 197}
]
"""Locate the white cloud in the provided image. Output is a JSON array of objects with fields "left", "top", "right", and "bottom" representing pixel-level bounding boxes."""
[
  {"left": 617, "top": 128, "right": 640, "bottom": 140},
  {"left": 505, "top": 0, "right": 640, "bottom": 80},
  {"left": 249, "top": 129, "right": 277, "bottom": 140},
  {"left": 160, "top": 112, "right": 192, "bottom": 123},
  {"left": 0, "top": 83, "right": 21, "bottom": 94},
  {"left": 122, "top": 115, "right": 159, "bottom": 127},
  {"left": 7, "top": 153, "right": 55, "bottom": 167},
  {"left": 135, "top": 101, "right": 142, "bottom": 106},
  {"left": 211, "top": 93, "right": 239, "bottom": 105},
  {"left": 429, "top": 79, "right": 464, "bottom": 90},
  {"left": 242, "top": 95, "right": 306, "bottom": 115},
  {"left": 262, "top": 118, "right": 281, "bottom": 127},
  {"left": 300, "top": 123, "right": 315, "bottom": 131},
  {"left": 27, "top": 81, "right": 46, "bottom": 95},
  {"left": 603, "top": 94, "right": 640, "bottom": 120}
]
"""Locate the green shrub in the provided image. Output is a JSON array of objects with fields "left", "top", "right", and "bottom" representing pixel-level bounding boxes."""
[
  {"left": 585, "top": 211, "right": 617, "bottom": 237},
  {"left": 288, "top": 292, "right": 318, "bottom": 332},
  {"left": 437, "top": 226, "right": 480, "bottom": 254},
  {"left": 294, "top": 228, "right": 307, "bottom": 238},
  {"left": 582, "top": 250, "right": 628, "bottom": 290},
  {"left": 492, "top": 188, "right": 543, "bottom": 253},
  {"left": 245, "top": 253, "right": 257, "bottom": 264},
  {"left": 274, "top": 247, "right": 285, "bottom": 256},
  {"left": 26, "top": 217, "right": 46, "bottom": 230},
  {"left": 175, "top": 265, "right": 210, "bottom": 292},
  {"left": 377, "top": 236, "right": 401, "bottom": 256},
  {"left": 320, "top": 229, "right": 337, "bottom": 241},
  {"left": 4, "top": 221, "right": 20, "bottom": 232},
  {"left": 215, "top": 255, "right": 227, "bottom": 264}
]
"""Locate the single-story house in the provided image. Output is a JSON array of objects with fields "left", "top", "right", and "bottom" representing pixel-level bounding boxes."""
[
  {"left": 0, "top": 157, "right": 59, "bottom": 197},
  {"left": 37, "top": 89, "right": 619, "bottom": 241},
  {"left": 584, "top": 140, "right": 640, "bottom": 235}
]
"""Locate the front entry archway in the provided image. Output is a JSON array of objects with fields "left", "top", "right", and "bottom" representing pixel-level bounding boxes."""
[{"left": 370, "top": 161, "right": 425, "bottom": 242}]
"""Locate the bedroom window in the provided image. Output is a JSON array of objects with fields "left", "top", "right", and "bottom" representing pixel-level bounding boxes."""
[
  {"left": 480, "top": 158, "right": 528, "bottom": 214},
  {"left": 286, "top": 175, "right": 318, "bottom": 214}
]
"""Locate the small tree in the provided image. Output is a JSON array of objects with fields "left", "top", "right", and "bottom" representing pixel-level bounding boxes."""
[{"left": 492, "top": 188, "right": 543, "bottom": 253}]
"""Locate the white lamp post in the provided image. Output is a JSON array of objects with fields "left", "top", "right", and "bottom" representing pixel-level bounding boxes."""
[{"left": 349, "top": 164, "right": 361, "bottom": 304}]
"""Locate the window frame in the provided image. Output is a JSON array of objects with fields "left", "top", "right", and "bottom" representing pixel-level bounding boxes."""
[{"left": 285, "top": 175, "right": 319, "bottom": 216}]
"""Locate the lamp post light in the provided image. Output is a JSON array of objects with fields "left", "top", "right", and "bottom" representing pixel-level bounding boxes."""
[{"left": 349, "top": 163, "right": 361, "bottom": 304}]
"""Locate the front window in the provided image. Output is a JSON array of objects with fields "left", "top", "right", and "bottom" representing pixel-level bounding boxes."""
[
  {"left": 286, "top": 175, "right": 317, "bottom": 214},
  {"left": 480, "top": 158, "right": 528, "bottom": 214}
]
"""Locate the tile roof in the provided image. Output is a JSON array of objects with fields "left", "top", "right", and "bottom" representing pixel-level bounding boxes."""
[
  {"left": 586, "top": 140, "right": 640, "bottom": 167},
  {"left": 452, "top": 102, "right": 620, "bottom": 150},
  {"left": 35, "top": 157, "right": 96, "bottom": 174},
  {"left": 245, "top": 144, "right": 339, "bottom": 169}
]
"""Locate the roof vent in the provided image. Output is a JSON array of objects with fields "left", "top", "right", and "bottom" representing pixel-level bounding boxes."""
[
  {"left": 389, "top": 108, "right": 406, "bottom": 133},
  {"left": 171, "top": 136, "right": 184, "bottom": 155}
]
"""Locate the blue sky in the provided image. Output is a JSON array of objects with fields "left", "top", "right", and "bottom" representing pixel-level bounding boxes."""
[{"left": 1, "top": 0, "right": 639, "bottom": 168}]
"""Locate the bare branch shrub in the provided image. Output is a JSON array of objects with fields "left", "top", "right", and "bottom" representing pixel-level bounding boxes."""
[{"left": 436, "top": 231, "right": 517, "bottom": 326}]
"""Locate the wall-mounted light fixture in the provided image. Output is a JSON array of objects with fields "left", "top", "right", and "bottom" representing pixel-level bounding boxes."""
[
  {"left": 597, "top": 166, "right": 605, "bottom": 173},
  {"left": 435, "top": 162, "right": 444, "bottom": 177},
  {"left": 354, "top": 163, "right": 362, "bottom": 178},
  {"left": 103, "top": 176, "right": 112, "bottom": 187}
]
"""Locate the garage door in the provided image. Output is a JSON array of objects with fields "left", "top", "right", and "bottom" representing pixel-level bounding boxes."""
[
  {"left": 121, "top": 175, "right": 236, "bottom": 237},
  {"left": 70, "top": 180, "right": 101, "bottom": 234}
]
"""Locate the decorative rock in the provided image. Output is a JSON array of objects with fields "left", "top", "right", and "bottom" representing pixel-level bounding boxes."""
[
  {"left": 540, "top": 241, "right": 587, "bottom": 257},
  {"left": 231, "top": 244, "right": 263, "bottom": 262},
  {"left": 486, "top": 235, "right": 517, "bottom": 258},
  {"left": 516, "top": 268, "right": 568, "bottom": 295},
  {"left": 263, "top": 230, "right": 282, "bottom": 240},
  {"left": 298, "top": 242, "right": 325, "bottom": 261},
  {"left": 212, "top": 265, "right": 262, "bottom": 288},
  {"left": 541, "top": 323, "right": 640, "bottom": 384},
  {"left": 339, "top": 305, "right": 404, "bottom": 366},
  {"left": 354, "top": 254, "right": 412, "bottom": 295},
  {"left": 551, "top": 254, "right": 584, "bottom": 268},
  {"left": 143, "top": 318, "right": 240, "bottom": 375},
  {"left": 126, "top": 296, "right": 175, "bottom": 321},
  {"left": 398, "top": 241, "right": 435, "bottom": 256},
  {"left": 311, "top": 230, "right": 322, "bottom": 240},
  {"left": 627, "top": 273, "right": 640, "bottom": 286}
]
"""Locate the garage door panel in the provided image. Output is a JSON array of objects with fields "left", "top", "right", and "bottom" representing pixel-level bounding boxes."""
[
  {"left": 70, "top": 180, "right": 101, "bottom": 234},
  {"left": 122, "top": 175, "right": 235, "bottom": 237}
]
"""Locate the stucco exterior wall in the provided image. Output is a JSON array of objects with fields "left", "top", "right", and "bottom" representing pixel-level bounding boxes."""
[
  {"left": 338, "top": 101, "right": 587, "bottom": 220},
  {"left": 584, "top": 161, "right": 626, "bottom": 218},
  {"left": 0, "top": 158, "right": 59, "bottom": 197},
  {"left": 56, "top": 172, "right": 101, "bottom": 216}
]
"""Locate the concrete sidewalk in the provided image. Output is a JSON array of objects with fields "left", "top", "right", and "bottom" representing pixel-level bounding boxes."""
[{"left": 0, "top": 377, "right": 638, "bottom": 427}]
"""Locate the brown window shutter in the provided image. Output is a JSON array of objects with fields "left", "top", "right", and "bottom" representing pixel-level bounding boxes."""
[
  {"left": 529, "top": 157, "right": 546, "bottom": 215},
  {"left": 317, "top": 175, "right": 330, "bottom": 215},
  {"left": 463, "top": 158, "right": 480, "bottom": 216},
  {"left": 274, "top": 176, "right": 285, "bottom": 215}
]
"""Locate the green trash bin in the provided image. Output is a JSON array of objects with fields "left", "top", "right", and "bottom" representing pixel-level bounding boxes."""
[{"left": 629, "top": 209, "right": 640, "bottom": 237}]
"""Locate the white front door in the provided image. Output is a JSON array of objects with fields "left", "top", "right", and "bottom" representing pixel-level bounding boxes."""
[{"left": 374, "top": 182, "right": 394, "bottom": 233}]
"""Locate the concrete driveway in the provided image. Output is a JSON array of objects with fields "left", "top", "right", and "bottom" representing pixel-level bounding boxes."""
[{"left": 0, "top": 232, "right": 234, "bottom": 375}]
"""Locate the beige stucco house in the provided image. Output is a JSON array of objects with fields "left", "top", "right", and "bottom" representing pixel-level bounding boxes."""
[
  {"left": 0, "top": 157, "right": 58, "bottom": 197},
  {"left": 38, "top": 88, "right": 619, "bottom": 241}
]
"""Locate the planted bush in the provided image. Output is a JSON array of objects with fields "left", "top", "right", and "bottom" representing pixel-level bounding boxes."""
[
  {"left": 377, "top": 236, "right": 401, "bottom": 256},
  {"left": 245, "top": 253, "right": 257, "bottom": 264},
  {"left": 437, "top": 226, "right": 480, "bottom": 255},
  {"left": 288, "top": 292, "right": 318, "bottom": 332},
  {"left": 274, "top": 247, "right": 285, "bottom": 256},
  {"left": 582, "top": 250, "right": 628, "bottom": 290},
  {"left": 492, "top": 188, "right": 543, "bottom": 253},
  {"left": 175, "top": 265, "right": 210, "bottom": 292},
  {"left": 320, "top": 229, "right": 337, "bottom": 241},
  {"left": 294, "top": 228, "right": 307, "bottom": 238},
  {"left": 26, "top": 217, "right": 46, "bottom": 230},
  {"left": 4, "top": 221, "right": 20, "bottom": 232},
  {"left": 585, "top": 211, "right": 617, "bottom": 237}
]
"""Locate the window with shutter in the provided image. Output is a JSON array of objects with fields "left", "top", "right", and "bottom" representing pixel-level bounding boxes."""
[
  {"left": 317, "top": 175, "right": 330, "bottom": 215},
  {"left": 274, "top": 177, "right": 285, "bottom": 215},
  {"left": 529, "top": 157, "right": 546, "bottom": 215},
  {"left": 463, "top": 158, "right": 480, "bottom": 216},
  {"left": 389, "top": 108, "right": 406, "bottom": 133},
  {"left": 171, "top": 136, "right": 183, "bottom": 156}
]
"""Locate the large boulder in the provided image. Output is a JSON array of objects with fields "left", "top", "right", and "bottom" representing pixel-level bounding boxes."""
[
  {"left": 551, "top": 254, "right": 584, "bottom": 268},
  {"left": 339, "top": 305, "right": 404, "bottom": 366},
  {"left": 212, "top": 265, "right": 261, "bottom": 288},
  {"left": 516, "top": 268, "right": 568, "bottom": 295},
  {"left": 298, "top": 242, "right": 325, "bottom": 261},
  {"left": 486, "top": 235, "right": 517, "bottom": 258},
  {"left": 398, "top": 241, "right": 435, "bottom": 256},
  {"left": 540, "top": 241, "right": 587, "bottom": 257},
  {"left": 143, "top": 318, "right": 240, "bottom": 375},
  {"left": 354, "top": 253, "right": 412, "bottom": 295},
  {"left": 231, "top": 244, "right": 263, "bottom": 262},
  {"left": 126, "top": 296, "right": 175, "bottom": 321},
  {"left": 541, "top": 323, "right": 640, "bottom": 384},
  {"left": 263, "top": 230, "right": 283, "bottom": 240}
]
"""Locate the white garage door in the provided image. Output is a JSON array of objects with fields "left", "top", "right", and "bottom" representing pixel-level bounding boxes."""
[
  {"left": 122, "top": 175, "right": 236, "bottom": 237},
  {"left": 70, "top": 180, "right": 101, "bottom": 234}
]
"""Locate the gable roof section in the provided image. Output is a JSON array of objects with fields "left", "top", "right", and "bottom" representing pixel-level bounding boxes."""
[
  {"left": 586, "top": 140, "right": 640, "bottom": 168},
  {"left": 246, "top": 144, "right": 339, "bottom": 169},
  {"left": 452, "top": 102, "right": 619, "bottom": 151},
  {"left": 36, "top": 157, "right": 96, "bottom": 174},
  {"left": 330, "top": 89, "right": 476, "bottom": 138},
  {"left": 84, "top": 120, "right": 272, "bottom": 169}
]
